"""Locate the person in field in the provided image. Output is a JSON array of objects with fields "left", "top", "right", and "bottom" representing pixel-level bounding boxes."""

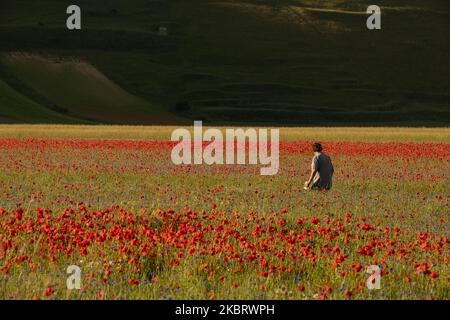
[{"left": 304, "top": 143, "right": 334, "bottom": 191}]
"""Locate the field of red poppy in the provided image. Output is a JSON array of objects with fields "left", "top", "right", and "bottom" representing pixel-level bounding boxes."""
[{"left": 0, "top": 126, "right": 448, "bottom": 300}]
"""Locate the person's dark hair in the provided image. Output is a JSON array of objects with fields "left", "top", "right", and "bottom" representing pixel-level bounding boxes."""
[{"left": 312, "top": 143, "right": 323, "bottom": 152}]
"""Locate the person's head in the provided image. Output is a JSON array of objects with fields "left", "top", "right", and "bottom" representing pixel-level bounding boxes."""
[{"left": 312, "top": 143, "right": 323, "bottom": 153}]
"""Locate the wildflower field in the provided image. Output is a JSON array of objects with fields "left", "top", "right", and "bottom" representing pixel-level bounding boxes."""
[{"left": 0, "top": 126, "right": 448, "bottom": 300}]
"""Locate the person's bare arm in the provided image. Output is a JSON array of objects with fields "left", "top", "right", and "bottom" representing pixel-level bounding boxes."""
[{"left": 305, "top": 168, "right": 318, "bottom": 188}]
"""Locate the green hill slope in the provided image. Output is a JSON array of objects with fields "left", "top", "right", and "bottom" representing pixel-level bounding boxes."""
[
  {"left": 0, "top": 53, "right": 181, "bottom": 124},
  {"left": 0, "top": 0, "right": 449, "bottom": 125}
]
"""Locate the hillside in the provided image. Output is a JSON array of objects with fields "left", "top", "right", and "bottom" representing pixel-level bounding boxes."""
[
  {"left": 0, "top": 53, "right": 181, "bottom": 124},
  {"left": 0, "top": 78, "right": 85, "bottom": 123},
  {"left": 0, "top": 0, "right": 449, "bottom": 125}
]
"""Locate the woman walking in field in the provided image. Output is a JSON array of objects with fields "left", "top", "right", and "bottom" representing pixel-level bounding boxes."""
[{"left": 304, "top": 143, "right": 334, "bottom": 191}]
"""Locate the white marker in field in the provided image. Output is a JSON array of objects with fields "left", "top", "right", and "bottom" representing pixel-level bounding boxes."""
[
  {"left": 366, "top": 5, "right": 381, "bottom": 30},
  {"left": 66, "top": 5, "right": 81, "bottom": 30}
]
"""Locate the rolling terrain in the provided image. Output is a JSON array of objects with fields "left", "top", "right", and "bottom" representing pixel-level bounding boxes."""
[
  {"left": 0, "top": 0, "right": 449, "bottom": 125},
  {"left": 0, "top": 53, "right": 181, "bottom": 124}
]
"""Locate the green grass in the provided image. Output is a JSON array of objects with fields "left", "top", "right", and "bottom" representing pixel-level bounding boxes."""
[
  {"left": 0, "top": 125, "right": 448, "bottom": 299},
  {"left": 0, "top": 125, "right": 448, "bottom": 142},
  {"left": 0, "top": 0, "right": 449, "bottom": 125},
  {"left": 0, "top": 79, "right": 85, "bottom": 123},
  {"left": 0, "top": 53, "right": 182, "bottom": 124}
]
